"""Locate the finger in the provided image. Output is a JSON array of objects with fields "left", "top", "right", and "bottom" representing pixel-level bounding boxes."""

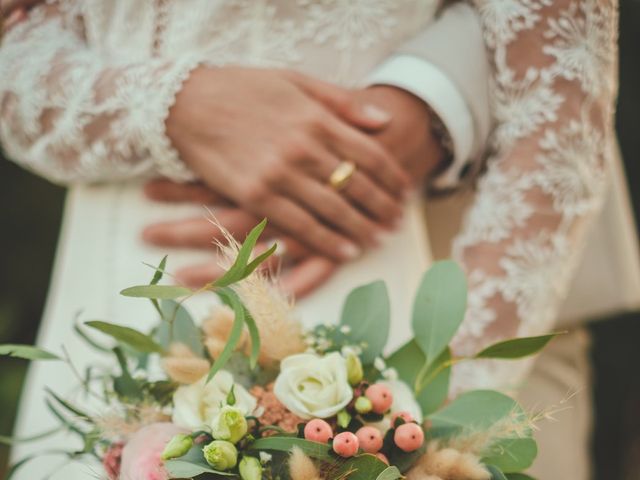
[
  {"left": 279, "top": 171, "right": 383, "bottom": 248},
  {"left": 142, "top": 209, "right": 260, "bottom": 249},
  {"left": 1, "top": 0, "right": 41, "bottom": 15},
  {"left": 279, "top": 256, "right": 338, "bottom": 299},
  {"left": 283, "top": 70, "right": 391, "bottom": 131},
  {"left": 2, "top": 7, "right": 25, "bottom": 30},
  {"left": 254, "top": 195, "right": 361, "bottom": 262},
  {"left": 304, "top": 143, "right": 404, "bottom": 226},
  {"left": 144, "top": 179, "right": 229, "bottom": 205},
  {"left": 324, "top": 117, "right": 411, "bottom": 197}
]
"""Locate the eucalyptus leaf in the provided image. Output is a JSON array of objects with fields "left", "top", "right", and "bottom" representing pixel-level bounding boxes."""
[
  {"left": 340, "top": 280, "right": 390, "bottom": 364},
  {"left": 243, "top": 307, "right": 261, "bottom": 369},
  {"left": 411, "top": 261, "right": 467, "bottom": 366},
  {"left": 482, "top": 437, "right": 537, "bottom": 473},
  {"left": 150, "top": 255, "right": 168, "bottom": 285},
  {"left": 46, "top": 388, "right": 91, "bottom": 421},
  {"left": 249, "top": 437, "right": 333, "bottom": 462},
  {"left": 85, "top": 321, "right": 163, "bottom": 353},
  {"left": 120, "top": 284, "right": 192, "bottom": 300},
  {"left": 0, "top": 344, "right": 60, "bottom": 361},
  {"left": 375, "top": 466, "right": 403, "bottom": 480},
  {"left": 243, "top": 242, "right": 278, "bottom": 277},
  {"left": 486, "top": 465, "right": 508, "bottom": 480},
  {"left": 386, "top": 340, "right": 450, "bottom": 416},
  {"left": 207, "top": 288, "right": 246, "bottom": 381},
  {"left": 505, "top": 474, "right": 536, "bottom": 480},
  {"left": 155, "top": 300, "right": 204, "bottom": 356},
  {"left": 475, "top": 333, "right": 562, "bottom": 360},
  {"left": 164, "top": 460, "right": 237, "bottom": 477}
]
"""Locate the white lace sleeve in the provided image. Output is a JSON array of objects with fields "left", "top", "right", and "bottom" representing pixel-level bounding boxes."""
[
  {"left": 450, "top": 0, "right": 618, "bottom": 392},
  {"left": 0, "top": 3, "right": 199, "bottom": 185}
]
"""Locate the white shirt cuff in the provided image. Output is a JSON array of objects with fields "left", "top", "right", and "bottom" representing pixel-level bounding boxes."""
[{"left": 365, "top": 55, "right": 475, "bottom": 188}]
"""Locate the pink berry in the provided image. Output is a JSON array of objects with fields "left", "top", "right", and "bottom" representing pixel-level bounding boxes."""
[
  {"left": 394, "top": 423, "right": 424, "bottom": 452},
  {"left": 365, "top": 384, "right": 393, "bottom": 414},
  {"left": 355, "top": 426, "right": 383, "bottom": 453},
  {"left": 304, "top": 419, "right": 333, "bottom": 444},
  {"left": 391, "top": 411, "right": 414, "bottom": 425},
  {"left": 332, "top": 432, "right": 359, "bottom": 457},
  {"left": 375, "top": 453, "right": 389, "bottom": 465}
]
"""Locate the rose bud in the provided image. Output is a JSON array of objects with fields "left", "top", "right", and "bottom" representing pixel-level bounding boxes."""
[
  {"left": 304, "top": 419, "right": 333, "bottom": 443},
  {"left": 203, "top": 440, "right": 238, "bottom": 470},
  {"left": 354, "top": 396, "right": 373, "bottom": 414},
  {"left": 365, "top": 384, "right": 393, "bottom": 414},
  {"left": 333, "top": 431, "right": 360, "bottom": 457},
  {"left": 161, "top": 433, "right": 193, "bottom": 460},
  {"left": 239, "top": 456, "right": 263, "bottom": 480},
  {"left": 211, "top": 406, "right": 249, "bottom": 444},
  {"left": 345, "top": 353, "right": 364, "bottom": 386},
  {"left": 394, "top": 423, "right": 424, "bottom": 452}
]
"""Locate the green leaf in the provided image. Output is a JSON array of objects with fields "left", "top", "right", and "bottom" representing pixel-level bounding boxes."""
[
  {"left": 482, "top": 437, "right": 537, "bottom": 473},
  {"left": 150, "top": 255, "right": 168, "bottom": 285},
  {"left": 207, "top": 288, "right": 246, "bottom": 381},
  {"left": 0, "top": 427, "right": 61, "bottom": 446},
  {"left": 164, "top": 460, "right": 237, "bottom": 477},
  {"left": 0, "top": 344, "right": 60, "bottom": 360},
  {"left": 375, "top": 466, "right": 403, "bottom": 480},
  {"left": 340, "top": 280, "right": 390, "bottom": 364},
  {"left": 411, "top": 260, "right": 467, "bottom": 366},
  {"left": 112, "top": 347, "right": 143, "bottom": 400},
  {"left": 429, "top": 391, "right": 536, "bottom": 473},
  {"left": 386, "top": 340, "right": 450, "bottom": 416},
  {"left": 475, "top": 333, "right": 562, "bottom": 359},
  {"left": 73, "top": 323, "right": 110, "bottom": 352},
  {"left": 155, "top": 300, "right": 204, "bottom": 356},
  {"left": 486, "top": 465, "right": 508, "bottom": 480},
  {"left": 212, "top": 218, "right": 268, "bottom": 288},
  {"left": 243, "top": 307, "right": 261, "bottom": 369},
  {"left": 85, "top": 321, "right": 163, "bottom": 353},
  {"left": 334, "top": 454, "right": 389, "bottom": 480},
  {"left": 120, "top": 284, "right": 192, "bottom": 300},
  {"left": 505, "top": 474, "right": 536, "bottom": 480},
  {"left": 429, "top": 390, "right": 526, "bottom": 434},
  {"left": 46, "top": 388, "right": 91, "bottom": 421},
  {"left": 243, "top": 242, "right": 278, "bottom": 277},
  {"left": 249, "top": 437, "right": 333, "bottom": 462}
]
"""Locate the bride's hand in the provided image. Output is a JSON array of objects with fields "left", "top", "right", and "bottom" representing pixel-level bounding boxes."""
[{"left": 167, "top": 66, "right": 411, "bottom": 262}]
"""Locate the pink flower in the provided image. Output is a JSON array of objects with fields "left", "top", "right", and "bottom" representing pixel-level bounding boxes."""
[
  {"left": 102, "top": 442, "right": 124, "bottom": 480},
  {"left": 119, "top": 423, "right": 187, "bottom": 480}
]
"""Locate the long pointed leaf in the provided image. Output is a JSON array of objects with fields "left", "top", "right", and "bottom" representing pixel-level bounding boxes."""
[
  {"left": 0, "top": 344, "right": 60, "bottom": 360},
  {"left": 120, "top": 284, "right": 192, "bottom": 299},
  {"left": 207, "top": 288, "right": 245, "bottom": 381},
  {"left": 475, "top": 333, "right": 562, "bottom": 360},
  {"left": 243, "top": 308, "right": 261, "bottom": 369},
  {"left": 85, "top": 321, "right": 163, "bottom": 353},
  {"left": 243, "top": 242, "right": 278, "bottom": 277},
  {"left": 0, "top": 427, "right": 61, "bottom": 446},
  {"left": 46, "top": 388, "right": 92, "bottom": 421}
]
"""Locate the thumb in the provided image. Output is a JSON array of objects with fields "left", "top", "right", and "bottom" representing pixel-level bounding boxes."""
[{"left": 283, "top": 70, "right": 391, "bottom": 130}]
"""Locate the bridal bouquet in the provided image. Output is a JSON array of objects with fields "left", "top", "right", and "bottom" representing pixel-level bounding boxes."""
[{"left": 1, "top": 220, "right": 556, "bottom": 480}]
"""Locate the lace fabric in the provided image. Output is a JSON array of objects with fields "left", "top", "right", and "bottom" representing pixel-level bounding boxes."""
[{"left": 450, "top": 0, "right": 618, "bottom": 392}]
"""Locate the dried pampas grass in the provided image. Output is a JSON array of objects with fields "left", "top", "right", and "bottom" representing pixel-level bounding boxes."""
[
  {"left": 210, "top": 215, "right": 306, "bottom": 366},
  {"left": 289, "top": 447, "right": 323, "bottom": 480},
  {"left": 95, "top": 404, "right": 170, "bottom": 442},
  {"left": 407, "top": 442, "right": 490, "bottom": 480},
  {"left": 161, "top": 342, "right": 210, "bottom": 384}
]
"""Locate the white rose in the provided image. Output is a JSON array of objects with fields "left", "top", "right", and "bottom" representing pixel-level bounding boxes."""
[
  {"left": 172, "top": 370, "right": 256, "bottom": 430},
  {"left": 273, "top": 352, "right": 353, "bottom": 419}
]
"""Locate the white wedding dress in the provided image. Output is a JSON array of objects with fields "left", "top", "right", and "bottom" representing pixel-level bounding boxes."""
[{"left": 0, "top": 0, "right": 622, "bottom": 478}]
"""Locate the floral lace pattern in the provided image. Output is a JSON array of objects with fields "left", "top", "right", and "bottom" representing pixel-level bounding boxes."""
[{"left": 450, "top": 0, "right": 618, "bottom": 393}]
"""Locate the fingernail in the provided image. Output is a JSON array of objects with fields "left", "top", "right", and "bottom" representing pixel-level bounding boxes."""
[
  {"left": 340, "top": 243, "right": 362, "bottom": 260},
  {"left": 362, "top": 104, "right": 391, "bottom": 123}
]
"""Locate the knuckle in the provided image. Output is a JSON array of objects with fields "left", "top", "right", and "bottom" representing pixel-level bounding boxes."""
[
  {"left": 242, "top": 180, "right": 270, "bottom": 205},
  {"left": 279, "top": 133, "right": 310, "bottom": 161}
]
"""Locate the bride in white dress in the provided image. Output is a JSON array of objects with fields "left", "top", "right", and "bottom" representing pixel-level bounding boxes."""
[{"left": 0, "top": 1, "right": 626, "bottom": 479}]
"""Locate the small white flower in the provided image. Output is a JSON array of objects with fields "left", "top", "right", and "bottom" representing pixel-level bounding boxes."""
[
  {"left": 259, "top": 452, "right": 272, "bottom": 464},
  {"left": 339, "top": 325, "right": 352, "bottom": 334},
  {"left": 374, "top": 357, "right": 386, "bottom": 371}
]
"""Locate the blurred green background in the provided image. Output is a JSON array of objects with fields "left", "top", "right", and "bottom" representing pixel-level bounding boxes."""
[{"left": 1, "top": 2, "right": 639, "bottom": 478}]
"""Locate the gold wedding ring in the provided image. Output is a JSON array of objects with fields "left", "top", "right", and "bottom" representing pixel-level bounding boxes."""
[{"left": 329, "top": 161, "right": 356, "bottom": 191}]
